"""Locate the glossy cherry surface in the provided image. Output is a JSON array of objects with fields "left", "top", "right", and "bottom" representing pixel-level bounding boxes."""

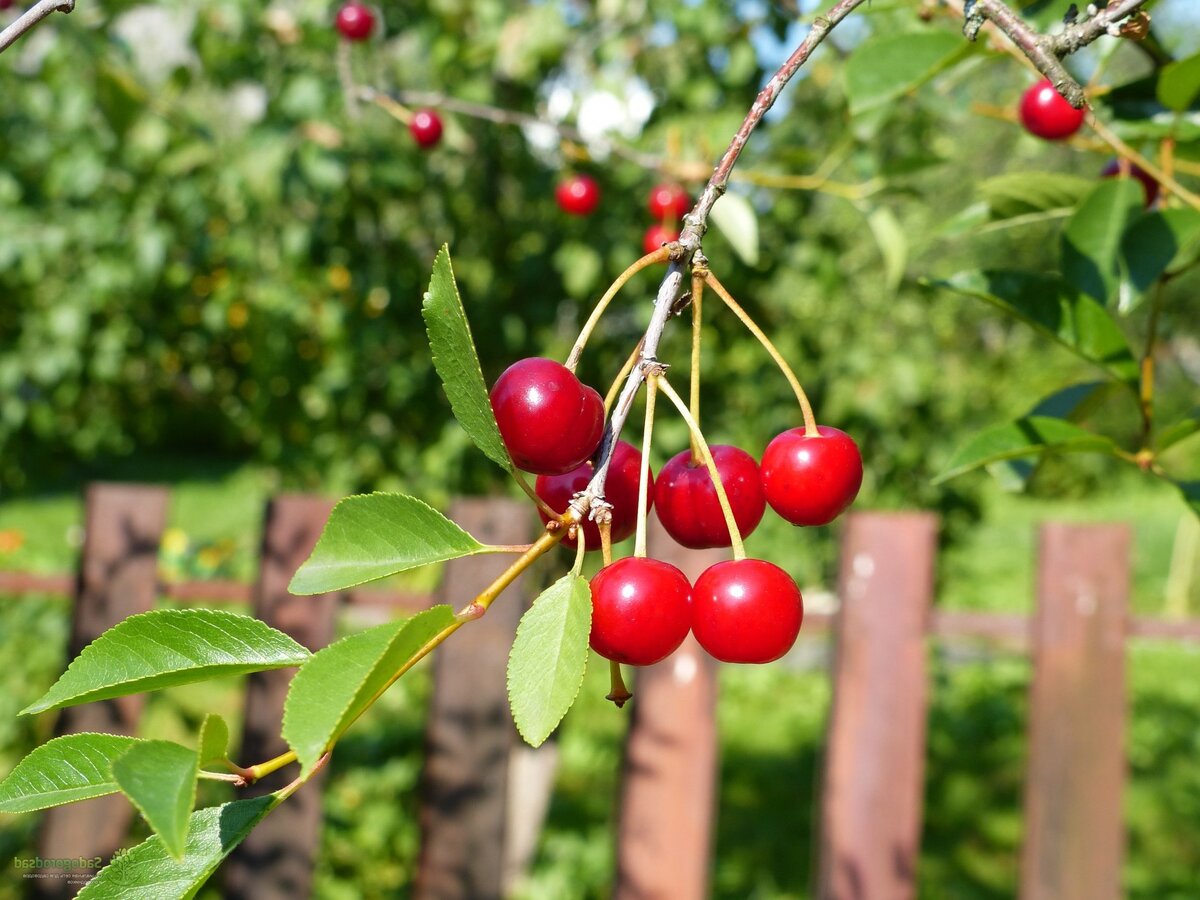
[
  {"left": 335, "top": 2, "right": 375, "bottom": 41},
  {"left": 556, "top": 175, "right": 601, "bottom": 216},
  {"left": 647, "top": 183, "right": 690, "bottom": 221},
  {"left": 490, "top": 358, "right": 604, "bottom": 475},
  {"left": 643, "top": 224, "right": 680, "bottom": 255},
  {"left": 1018, "top": 80, "right": 1085, "bottom": 141},
  {"left": 1101, "top": 159, "right": 1159, "bottom": 207},
  {"left": 654, "top": 445, "right": 766, "bottom": 549},
  {"left": 692, "top": 559, "right": 803, "bottom": 664},
  {"left": 536, "top": 441, "right": 653, "bottom": 550},
  {"left": 409, "top": 109, "right": 444, "bottom": 148},
  {"left": 760, "top": 425, "right": 862, "bottom": 527},
  {"left": 589, "top": 557, "right": 692, "bottom": 666}
]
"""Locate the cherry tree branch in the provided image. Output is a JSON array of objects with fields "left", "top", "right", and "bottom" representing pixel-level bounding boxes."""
[
  {"left": 0, "top": 0, "right": 74, "bottom": 55},
  {"left": 962, "top": 0, "right": 1150, "bottom": 108}
]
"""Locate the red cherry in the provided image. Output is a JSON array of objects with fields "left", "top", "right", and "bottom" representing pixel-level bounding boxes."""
[
  {"left": 489, "top": 358, "right": 604, "bottom": 475},
  {"left": 1018, "top": 80, "right": 1085, "bottom": 141},
  {"left": 409, "top": 109, "right": 444, "bottom": 149},
  {"left": 536, "top": 441, "right": 653, "bottom": 550},
  {"left": 589, "top": 557, "right": 692, "bottom": 666},
  {"left": 556, "top": 175, "right": 601, "bottom": 216},
  {"left": 643, "top": 224, "right": 680, "bottom": 255},
  {"left": 1101, "top": 159, "right": 1159, "bottom": 207},
  {"left": 647, "top": 183, "right": 690, "bottom": 221},
  {"left": 654, "top": 446, "right": 766, "bottom": 550},
  {"left": 692, "top": 559, "right": 803, "bottom": 664},
  {"left": 335, "top": 2, "right": 375, "bottom": 41},
  {"left": 0, "top": 0, "right": 15, "bottom": 11},
  {"left": 760, "top": 426, "right": 862, "bottom": 527}
]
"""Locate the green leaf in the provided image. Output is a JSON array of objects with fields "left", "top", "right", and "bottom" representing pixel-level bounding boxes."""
[
  {"left": 282, "top": 606, "right": 457, "bottom": 773},
  {"left": 709, "top": 192, "right": 759, "bottom": 266},
  {"left": 22, "top": 609, "right": 311, "bottom": 715},
  {"left": 1119, "top": 208, "right": 1200, "bottom": 306},
  {"left": 935, "top": 417, "right": 1120, "bottom": 483},
  {"left": 287, "top": 492, "right": 492, "bottom": 595},
  {"left": 932, "top": 270, "right": 1139, "bottom": 383},
  {"left": 0, "top": 734, "right": 141, "bottom": 814},
  {"left": 977, "top": 172, "right": 1095, "bottom": 220},
  {"left": 76, "top": 795, "right": 276, "bottom": 899},
  {"left": 112, "top": 740, "right": 199, "bottom": 860},
  {"left": 866, "top": 207, "right": 906, "bottom": 291},
  {"left": 422, "top": 245, "right": 513, "bottom": 471},
  {"left": 1175, "top": 481, "right": 1200, "bottom": 520},
  {"left": 844, "top": 31, "right": 966, "bottom": 115},
  {"left": 197, "top": 714, "right": 229, "bottom": 767},
  {"left": 1158, "top": 52, "right": 1200, "bottom": 112},
  {"left": 506, "top": 573, "right": 591, "bottom": 748},
  {"left": 1061, "top": 179, "right": 1145, "bottom": 304},
  {"left": 1156, "top": 416, "right": 1200, "bottom": 453}
]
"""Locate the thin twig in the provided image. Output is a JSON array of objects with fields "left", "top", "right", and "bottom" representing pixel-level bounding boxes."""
[{"left": 0, "top": 0, "right": 75, "bottom": 55}]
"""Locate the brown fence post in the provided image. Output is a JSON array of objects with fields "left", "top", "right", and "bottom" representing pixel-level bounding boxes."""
[
  {"left": 1019, "top": 523, "right": 1129, "bottom": 900},
  {"left": 818, "top": 511, "right": 938, "bottom": 900},
  {"left": 414, "top": 498, "right": 535, "bottom": 900},
  {"left": 223, "top": 495, "right": 342, "bottom": 900},
  {"left": 612, "top": 516, "right": 722, "bottom": 900},
  {"left": 34, "top": 483, "right": 169, "bottom": 899}
]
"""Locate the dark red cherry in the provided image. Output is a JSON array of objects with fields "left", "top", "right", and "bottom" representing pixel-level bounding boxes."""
[
  {"left": 654, "top": 445, "right": 766, "bottom": 550},
  {"left": 556, "top": 175, "right": 601, "bottom": 216},
  {"left": 647, "top": 183, "right": 690, "bottom": 221},
  {"left": 589, "top": 557, "right": 692, "bottom": 666},
  {"left": 1018, "top": 79, "right": 1085, "bottom": 141},
  {"left": 760, "top": 425, "right": 862, "bottom": 527},
  {"left": 536, "top": 441, "right": 653, "bottom": 550},
  {"left": 643, "top": 224, "right": 680, "bottom": 255},
  {"left": 692, "top": 559, "right": 803, "bottom": 664},
  {"left": 1101, "top": 159, "right": 1159, "bottom": 207},
  {"left": 490, "top": 358, "right": 604, "bottom": 475},
  {"left": 335, "top": 2, "right": 375, "bottom": 41},
  {"left": 409, "top": 109, "right": 444, "bottom": 148}
]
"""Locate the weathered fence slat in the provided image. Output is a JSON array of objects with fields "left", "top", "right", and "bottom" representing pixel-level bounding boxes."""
[
  {"left": 414, "top": 498, "right": 535, "bottom": 900},
  {"left": 613, "top": 516, "right": 722, "bottom": 900},
  {"left": 35, "top": 483, "right": 169, "bottom": 899},
  {"left": 223, "top": 495, "right": 342, "bottom": 900},
  {"left": 1019, "top": 523, "right": 1129, "bottom": 900},
  {"left": 818, "top": 511, "right": 937, "bottom": 900}
]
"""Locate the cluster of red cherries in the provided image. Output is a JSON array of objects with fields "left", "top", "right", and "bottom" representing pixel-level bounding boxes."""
[
  {"left": 489, "top": 357, "right": 862, "bottom": 666},
  {"left": 557, "top": 177, "right": 693, "bottom": 258}
]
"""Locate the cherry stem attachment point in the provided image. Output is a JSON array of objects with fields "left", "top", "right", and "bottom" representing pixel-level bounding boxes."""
[
  {"left": 566, "top": 248, "right": 671, "bottom": 373},
  {"left": 634, "top": 377, "right": 658, "bottom": 559},
  {"left": 607, "top": 660, "right": 632, "bottom": 708},
  {"left": 653, "top": 375, "right": 746, "bottom": 561},
  {"left": 704, "top": 271, "right": 818, "bottom": 438}
]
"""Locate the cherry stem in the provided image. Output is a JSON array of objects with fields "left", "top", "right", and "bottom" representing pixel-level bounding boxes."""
[
  {"left": 565, "top": 248, "right": 671, "bottom": 373},
  {"left": 599, "top": 519, "right": 613, "bottom": 567},
  {"left": 275, "top": 751, "right": 331, "bottom": 802},
  {"left": 571, "top": 524, "right": 587, "bottom": 576},
  {"left": 653, "top": 375, "right": 746, "bottom": 561},
  {"left": 605, "top": 340, "right": 643, "bottom": 415},
  {"left": 704, "top": 271, "right": 819, "bottom": 438},
  {"left": 689, "top": 268, "right": 705, "bottom": 466},
  {"left": 198, "top": 769, "right": 247, "bottom": 785},
  {"left": 634, "top": 378, "right": 658, "bottom": 559},
  {"left": 606, "top": 660, "right": 632, "bottom": 709},
  {"left": 514, "top": 469, "right": 557, "bottom": 519},
  {"left": 362, "top": 89, "right": 414, "bottom": 124}
]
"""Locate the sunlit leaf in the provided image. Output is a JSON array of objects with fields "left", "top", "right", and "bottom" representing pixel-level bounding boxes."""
[
  {"left": 935, "top": 417, "right": 1120, "bottom": 483},
  {"left": 0, "top": 734, "right": 141, "bottom": 814},
  {"left": 112, "top": 741, "right": 199, "bottom": 860}
]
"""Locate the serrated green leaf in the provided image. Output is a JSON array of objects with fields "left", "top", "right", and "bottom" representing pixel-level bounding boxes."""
[
  {"left": 288, "top": 492, "right": 493, "bottom": 595},
  {"left": 932, "top": 270, "right": 1139, "bottom": 384},
  {"left": 977, "top": 172, "right": 1095, "bottom": 220},
  {"left": 0, "top": 734, "right": 142, "bottom": 814},
  {"left": 1119, "top": 208, "right": 1200, "bottom": 308},
  {"left": 197, "top": 714, "right": 229, "bottom": 768},
  {"left": 710, "top": 192, "right": 759, "bottom": 265},
  {"left": 422, "top": 246, "right": 513, "bottom": 471},
  {"left": 506, "top": 574, "right": 591, "bottom": 749},
  {"left": 22, "top": 610, "right": 310, "bottom": 715},
  {"left": 76, "top": 795, "right": 276, "bottom": 899},
  {"left": 935, "top": 417, "right": 1120, "bottom": 483},
  {"left": 1158, "top": 52, "right": 1200, "bottom": 112},
  {"left": 866, "top": 207, "right": 906, "bottom": 291},
  {"left": 844, "top": 31, "right": 966, "bottom": 115},
  {"left": 112, "top": 740, "right": 199, "bottom": 860},
  {"left": 1156, "top": 416, "right": 1200, "bottom": 453},
  {"left": 282, "top": 606, "right": 457, "bottom": 773},
  {"left": 1061, "top": 179, "right": 1144, "bottom": 304}
]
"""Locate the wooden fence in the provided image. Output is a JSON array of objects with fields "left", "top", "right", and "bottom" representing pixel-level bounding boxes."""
[{"left": 3, "top": 482, "right": 1199, "bottom": 899}]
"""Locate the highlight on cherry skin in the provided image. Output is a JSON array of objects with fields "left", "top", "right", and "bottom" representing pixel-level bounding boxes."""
[
  {"left": 490, "top": 357, "right": 604, "bottom": 475},
  {"left": 647, "top": 183, "right": 690, "bottom": 221},
  {"left": 556, "top": 174, "right": 601, "bottom": 217},
  {"left": 1018, "top": 79, "right": 1086, "bottom": 141},
  {"left": 691, "top": 559, "right": 804, "bottom": 664},
  {"left": 589, "top": 557, "right": 693, "bottom": 667},
  {"left": 760, "top": 425, "right": 863, "bottom": 527},
  {"left": 655, "top": 445, "right": 766, "bottom": 550},
  {"left": 409, "top": 109, "right": 444, "bottom": 149},
  {"left": 334, "top": 1, "right": 375, "bottom": 41},
  {"left": 535, "top": 441, "right": 653, "bottom": 550}
]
